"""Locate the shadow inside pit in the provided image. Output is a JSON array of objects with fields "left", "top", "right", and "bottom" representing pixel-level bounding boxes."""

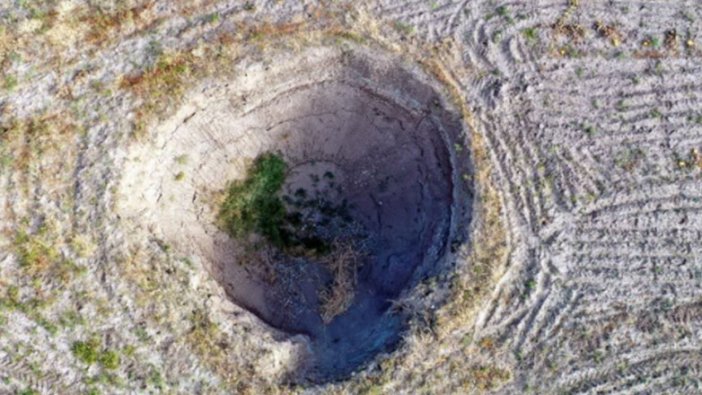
[{"left": 207, "top": 64, "right": 470, "bottom": 383}]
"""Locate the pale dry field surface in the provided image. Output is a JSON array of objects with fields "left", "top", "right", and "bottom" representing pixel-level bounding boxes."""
[{"left": 1, "top": 1, "right": 702, "bottom": 394}]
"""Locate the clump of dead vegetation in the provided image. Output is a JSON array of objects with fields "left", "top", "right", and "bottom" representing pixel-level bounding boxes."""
[
  {"left": 675, "top": 148, "right": 702, "bottom": 171},
  {"left": 119, "top": 51, "right": 197, "bottom": 138},
  {"left": 186, "top": 309, "right": 257, "bottom": 393},
  {"left": 552, "top": 0, "right": 584, "bottom": 42},
  {"left": 80, "top": 1, "right": 155, "bottom": 45},
  {"left": 14, "top": 222, "right": 84, "bottom": 283},
  {"left": 319, "top": 240, "right": 364, "bottom": 324},
  {"left": 594, "top": 21, "right": 622, "bottom": 46}
]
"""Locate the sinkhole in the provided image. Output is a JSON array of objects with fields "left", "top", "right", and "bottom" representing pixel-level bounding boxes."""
[{"left": 118, "top": 45, "right": 473, "bottom": 383}]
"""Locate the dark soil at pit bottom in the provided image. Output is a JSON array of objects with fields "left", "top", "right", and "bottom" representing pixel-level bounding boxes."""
[
  {"left": 260, "top": 154, "right": 453, "bottom": 381},
  {"left": 212, "top": 80, "right": 463, "bottom": 382}
]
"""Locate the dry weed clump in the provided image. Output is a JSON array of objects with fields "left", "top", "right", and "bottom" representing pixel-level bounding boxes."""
[
  {"left": 0, "top": 113, "right": 79, "bottom": 203},
  {"left": 119, "top": 51, "right": 197, "bottom": 138},
  {"left": 664, "top": 29, "right": 680, "bottom": 55},
  {"left": 13, "top": 220, "right": 85, "bottom": 284},
  {"left": 594, "top": 21, "right": 622, "bottom": 47},
  {"left": 553, "top": 23, "right": 585, "bottom": 42},
  {"left": 80, "top": 1, "right": 156, "bottom": 45},
  {"left": 186, "top": 308, "right": 260, "bottom": 394},
  {"left": 676, "top": 148, "right": 702, "bottom": 171},
  {"left": 552, "top": 0, "right": 582, "bottom": 40},
  {"left": 0, "top": 26, "right": 17, "bottom": 67},
  {"left": 467, "top": 365, "right": 512, "bottom": 391},
  {"left": 319, "top": 240, "right": 364, "bottom": 324}
]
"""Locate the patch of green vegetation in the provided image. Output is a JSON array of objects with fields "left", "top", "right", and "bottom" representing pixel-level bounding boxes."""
[
  {"left": 393, "top": 21, "right": 415, "bottom": 36},
  {"left": 148, "top": 366, "right": 164, "bottom": 390},
  {"left": 526, "top": 279, "right": 536, "bottom": 290},
  {"left": 14, "top": 227, "right": 58, "bottom": 272},
  {"left": 207, "top": 12, "right": 220, "bottom": 24},
  {"left": 13, "top": 224, "right": 86, "bottom": 283},
  {"left": 522, "top": 27, "right": 538, "bottom": 43},
  {"left": 58, "top": 310, "right": 84, "bottom": 328},
  {"left": 219, "top": 153, "right": 287, "bottom": 246},
  {"left": 220, "top": 153, "right": 356, "bottom": 257},
  {"left": 174, "top": 154, "right": 188, "bottom": 165},
  {"left": 650, "top": 37, "right": 661, "bottom": 49},
  {"left": 122, "top": 345, "right": 136, "bottom": 358},
  {"left": 496, "top": 5, "right": 509, "bottom": 18},
  {"left": 99, "top": 350, "right": 120, "bottom": 370},
  {"left": 3, "top": 75, "right": 17, "bottom": 91},
  {"left": 0, "top": 151, "right": 12, "bottom": 172},
  {"left": 615, "top": 147, "right": 645, "bottom": 172},
  {"left": 73, "top": 339, "right": 121, "bottom": 370},
  {"left": 0, "top": 286, "right": 58, "bottom": 334},
  {"left": 583, "top": 124, "right": 596, "bottom": 136},
  {"left": 134, "top": 327, "right": 150, "bottom": 342},
  {"left": 73, "top": 339, "right": 100, "bottom": 365},
  {"left": 174, "top": 171, "right": 185, "bottom": 181},
  {"left": 557, "top": 44, "right": 582, "bottom": 58},
  {"left": 18, "top": 388, "right": 38, "bottom": 395}
]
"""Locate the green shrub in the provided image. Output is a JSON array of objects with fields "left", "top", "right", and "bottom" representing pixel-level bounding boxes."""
[
  {"left": 72, "top": 340, "right": 100, "bottom": 365},
  {"left": 99, "top": 350, "right": 120, "bottom": 370},
  {"left": 73, "top": 339, "right": 120, "bottom": 370},
  {"left": 219, "top": 153, "right": 287, "bottom": 246}
]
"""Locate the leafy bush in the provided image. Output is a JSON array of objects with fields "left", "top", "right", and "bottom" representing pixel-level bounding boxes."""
[
  {"left": 219, "top": 153, "right": 287, "bottom": 246},
  {"left": 72, "top": 340, "right": 100, "bottom": 365},
  {"left": 99, "top": 350, "right": 120, "bottom": 370},
  {"left": 73, "top": 339, "right": 120, "bottom": 370}
]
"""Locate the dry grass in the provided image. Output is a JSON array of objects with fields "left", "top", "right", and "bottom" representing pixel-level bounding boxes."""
[
  {"left": 119, "top": 51, "right": 197, "bottom": 138},
  {"left": 467, "top": 365, "right": 512, "bottom": 391},
  {"left": 185, "top": 309, "right": 265, "bottom": 395},
  {"left": 79, "top": 1, "right": 156, "bottom": 45},
  {"left": 319, "top": 240, "right": 364, "bottom": 324},
  {"left": 553, "top": 23, "right": 585, "bottom": 42},
  {"left": 594, "top": 21, "right": 622, "bottom": 46},
  {"left": 0, "top": 113, "right": 78, "bottom": 204},
  {"left": 0, "top": 25, "right": 16, "bottom": 62},
  {"left": 12, "top": 220, "right": 84, "bottom": 284}
]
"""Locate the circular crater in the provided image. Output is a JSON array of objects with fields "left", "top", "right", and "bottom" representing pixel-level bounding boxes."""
[{"left": 118, "top": 45, "right": 472, "bottom": 382}]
